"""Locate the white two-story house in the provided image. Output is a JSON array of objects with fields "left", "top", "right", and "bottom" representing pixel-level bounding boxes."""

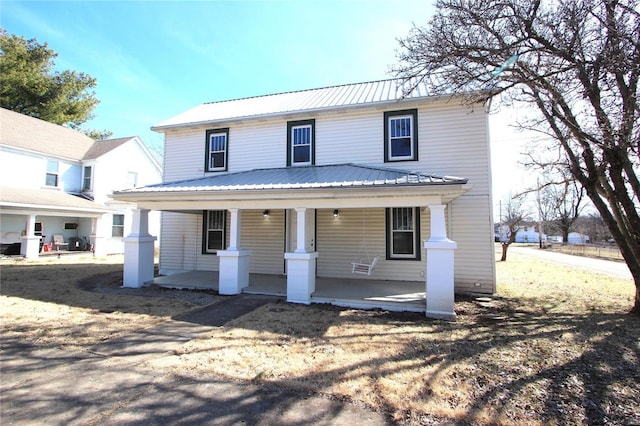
[
  {"left": 0, "top": 108, "right": 162, "bottom": 258},
  {"left": 112, "top": 79, "right": 496, "bottom": 320}
]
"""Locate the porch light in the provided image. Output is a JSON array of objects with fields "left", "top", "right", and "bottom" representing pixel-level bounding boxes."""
[
  {"left": 333, "top": 209, "right": 340, "bottom": 218},
  {"left": 263, "top": 210, "right": 270, "bottom": 218}
]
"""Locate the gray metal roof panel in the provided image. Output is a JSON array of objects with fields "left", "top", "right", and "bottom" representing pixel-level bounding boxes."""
[
  {"left": 115, "top": 164, "right": 468, "bottom": 194},
  {"left": 152, "top": 77, "right": 479, "bottom": 131}
]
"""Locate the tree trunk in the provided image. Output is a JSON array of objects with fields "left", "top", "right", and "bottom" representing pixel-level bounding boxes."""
[{"left": 500, "top": 242, "right": 510, "bottom": 261}]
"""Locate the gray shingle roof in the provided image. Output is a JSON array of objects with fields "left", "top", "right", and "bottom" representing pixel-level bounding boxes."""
[
  {"left": 115, "top": 164, "right": 468, "bottom": 194},
  {"left": 82, "top": 137, "right": 133, "bottom": 160},
  {"left": 0, "top": 186, "right": 111, "bottom": 213},
  {"left": 152, "top": 77, "right": 475, "bottom": 131},
  {"left": 0, "top": 108, "right": 95, "bottom": 160},
  {"left": 0, "top": 108, "right": 142, "bottom": 162}
]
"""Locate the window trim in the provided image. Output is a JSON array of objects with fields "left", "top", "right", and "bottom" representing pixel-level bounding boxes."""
[
  {"left": 202, "top": 210, "right": 227, "bottom": 254},
  {"left": 385, "top": 207, "right": 421, "bottom": 260},
  {"left": 287, "top": 119, "right": 315, "bottom": 166},
  {"left": 384, "top": 109, "right": 418, "bottom": 162},
  {"left": 205, "top": 128, "right": 229, "bottom": 172}
]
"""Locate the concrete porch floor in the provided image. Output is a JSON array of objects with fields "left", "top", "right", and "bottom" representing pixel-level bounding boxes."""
[{"left": 149, "top": 271, "right": 426, "bottom": 313}]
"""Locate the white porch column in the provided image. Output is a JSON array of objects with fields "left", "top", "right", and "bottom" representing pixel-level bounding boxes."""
[
  {"left": 218, "top": 208, "right": 251, "bottom": 295},
  {"left": 20, "top": 214, "right": 41, "bottom": 259},
  {"left": 424, "top": 204, "right": 457, "bottom": 321},
  {"left": 90, "top": 214, "right": 108, "bottom": 257},
  {"left": 123, "top": 209, "right": 157, "bottom": 288},
  {"left": 285, "top": 207, "right": 318, "bottom": 304}
]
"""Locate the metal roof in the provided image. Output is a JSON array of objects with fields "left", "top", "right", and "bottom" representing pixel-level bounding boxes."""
[
  {"left": 152, "top": 77, "right": 477, "bottom": 131},
  {"left": 115, "top": 164, "right": 468, "bottom": 194}
]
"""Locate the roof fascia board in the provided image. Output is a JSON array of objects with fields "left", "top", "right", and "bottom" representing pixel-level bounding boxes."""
[
  {"left": 111, "top": 184, "right": 472, "bottom": 210},
  {"left": 132, "top": 136, "right": 163, "bottom": 173},
  {"left": 0, "top": 144, "right": 83, "bottom": 164}
]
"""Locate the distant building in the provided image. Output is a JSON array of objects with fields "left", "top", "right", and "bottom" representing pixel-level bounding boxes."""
[
  {"left": 515, "top": 225, "right": 547, "bottom": 244},
  {"left": 0, "top": 108, "right": 162, "bottom": 258}
]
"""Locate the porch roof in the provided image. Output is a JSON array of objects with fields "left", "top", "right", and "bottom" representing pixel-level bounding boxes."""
[
  {"left": 111, "top": 164, "right": 471, "bottom": 211},
  {"left": 0, "top": 186, "right": 112, "bottom": 217}
]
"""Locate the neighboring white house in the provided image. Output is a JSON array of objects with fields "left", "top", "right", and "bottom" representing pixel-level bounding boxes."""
[
  {"left": 515, "top": 225, "right": 547, "bottom": 244},
  {"left": 0, "top": 108, "right": 162, "bottom": 258},
  {"left": 550, "top": 232, "right": 590, "bottom": 244},
  {"left": 112, "top": 78, "right": 496, "bottom": 320}
]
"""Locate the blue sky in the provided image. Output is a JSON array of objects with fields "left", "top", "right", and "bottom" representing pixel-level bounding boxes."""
[{"left": 1, "top": 0, "right": 530, "bottom": 206}]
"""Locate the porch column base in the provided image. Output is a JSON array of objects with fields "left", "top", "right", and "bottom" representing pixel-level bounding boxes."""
[
  {"left": 285, "top": 252, "right": 318, "bottom": 304},
  {"left": 20, "top": 236, "right": 41, "bottom": 259},
  {"left": 217, "top": 249, "right": 252, "bottom": 295},
  {"left": 424, "top": 239, "right": 457, "bottom": 321},
  {"left": 123, "top": 236, "right": 157, "bottom": 288}
]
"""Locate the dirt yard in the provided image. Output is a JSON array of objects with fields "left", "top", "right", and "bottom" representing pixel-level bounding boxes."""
[{"left": 1, "top": 251, "right": 638, "bottom": 425}]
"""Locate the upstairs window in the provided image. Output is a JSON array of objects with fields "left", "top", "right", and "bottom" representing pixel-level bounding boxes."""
[
  {"left": 205, "top": 128, "right": 229, "bottom": 172},
  {"left": 82, "top": 166, "right": 92, "bottom": 191},
  {"left": 287, "top": 119, "right": 315, "bottom": 166},
  {"left": 384, "top": 110, "right": 418, "bottom": 162},
  {"left": 46, "top": 160, "right": 59, "bottom": 186},
  {"left": 202, "top": 210, "right": 226, "bottom": 253},
  {"left": 386, "top": 207, "right": 421, "bottom": 260}
]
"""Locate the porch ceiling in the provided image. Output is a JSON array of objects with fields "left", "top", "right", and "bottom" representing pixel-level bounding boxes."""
[{"left": 111, "top": 164, "right": 472, "bottom": 211}]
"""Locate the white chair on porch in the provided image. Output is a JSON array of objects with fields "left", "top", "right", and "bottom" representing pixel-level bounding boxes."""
[{"left": 52, "top": 235, "right": 69, "bottom": 251}]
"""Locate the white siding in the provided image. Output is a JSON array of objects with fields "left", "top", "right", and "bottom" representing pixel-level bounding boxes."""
[
  {"left": 315, "top": 114, "right": 381, "bottom": 165},
  {"left": 231, "top": 124, "right": 286, "bottom": 171},
  {"left": 159, "top": 212, "right": 212, "bottom": 273},
  {"left": 449, "top": 195, "right": 496, "bottom": 293},
  {"left": 240, "top": 209, "right": 285, "bottom": 274},
  {"left": 0, "top": 148, "right": 81, "bottom": 192},
  {"left": 163, "top": 129, "right": 207, "bottom": 181},
  {"left": 317, "top": 208, "right": 427, "bottom": 282}
]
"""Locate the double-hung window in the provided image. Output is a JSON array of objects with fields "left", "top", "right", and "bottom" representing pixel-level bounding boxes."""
[
  {"left": 46, "top": 160, "right": 59, "bottom": 187},
  {"left": 112, "top": 214, "right": 125, "bottom": 237},
  {"left": 386, "top": 207, "right": 421, "bottom": 260},
  {"left": 203, "top": 210, "right": 226, "bottom": 253},
  {"left": 384, "top": 110, "right": 418, "bottom": 162},
  {"left": 205, "top": 128, "right": 229, "bottom": 172},
  {"left": 287, "top": 119, "right": 315, "bottom": 166},
  {"left": 83, "top": 166, "right": 92, "bottom": 191}
]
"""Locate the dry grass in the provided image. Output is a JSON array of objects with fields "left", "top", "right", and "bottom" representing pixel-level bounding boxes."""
[
  {"left": 1, "top": 251, "right": 639, "bottom": 425},
  {"left": 0, "top": 255, "right": 200, "bottom": 350}
]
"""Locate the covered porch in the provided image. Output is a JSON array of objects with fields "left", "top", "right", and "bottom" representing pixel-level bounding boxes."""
[
  {"left": 111, "top": 164, "right": 471, "bottom": 321},
  {"left": 150, "top": 271, "right": 426, "bottom": 312},
  {"left": 0, "top": 186, "right": 113, "bottom": 259}
]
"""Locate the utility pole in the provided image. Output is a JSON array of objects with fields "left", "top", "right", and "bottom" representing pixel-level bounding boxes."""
[{"left": 537, "top": 178, "right": 544, "bottom": 249}]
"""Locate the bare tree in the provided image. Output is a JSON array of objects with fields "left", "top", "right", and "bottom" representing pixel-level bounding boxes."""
[
  {"left": 498, "top": 195, "right": 529, "bottom": 261},
  {"left": 393, "top": 0, "right": 640, "bottom": 315},
  {"left": 534, "top": 165, "right": 586, "bottom": 243}
]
